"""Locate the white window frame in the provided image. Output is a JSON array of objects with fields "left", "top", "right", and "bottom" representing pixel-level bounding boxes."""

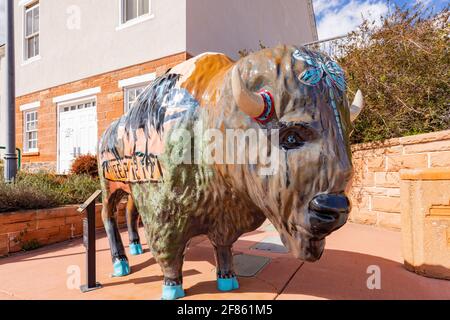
[
  {"left": 23, "top": 1, "right": 40, "bottom": 62},
  {"left": 23, "top": 109, "right": 38, "bottom": 153},
  {"left": 117, "top": 0, "right": 153, "bottom": 30},
  {"left": 124, "top": 84, "right": 147, "bottom": 113},
  {"left": 59, "top": 99, "right": 97, "bottom": 113}
]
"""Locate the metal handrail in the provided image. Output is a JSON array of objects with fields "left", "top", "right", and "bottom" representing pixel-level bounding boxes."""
[
  {"left": 303, "top": 34, "right": 348, "bottom": 47},
  {"left": 303, "top": 34, "right": 350, "bottom": 59}
]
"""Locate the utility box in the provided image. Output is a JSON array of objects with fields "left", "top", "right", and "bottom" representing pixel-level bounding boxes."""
[{"left": 400, "top": 168, "right": 450, "bottom": 280}]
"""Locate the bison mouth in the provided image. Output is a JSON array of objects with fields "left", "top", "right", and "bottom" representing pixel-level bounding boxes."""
[
  {"left": 280, "top": 225, "right": 326, "bottom": 262},
  {"left": 279, "top": 193, "right": 350, "bottom": 262}
]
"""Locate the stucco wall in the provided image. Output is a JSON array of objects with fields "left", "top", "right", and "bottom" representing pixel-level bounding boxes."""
[
  {"left": 186, "top": 0, "right": 318, "bottom": 60},
  {"left": 349, "top": 130, "right": 450, "bottom": 230},
  {"left": 14, "top": 0, "right": 186, "bottom": 97},
  {"left": 14, "top": 0, "right": 317, "bottom": 97}
]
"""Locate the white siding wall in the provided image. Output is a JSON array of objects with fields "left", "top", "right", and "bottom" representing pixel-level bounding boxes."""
[
  {"left": 14, "top": 0, "right": 187, "bottom": 97},
  {"left": 186, "top": 0, "right": 317, "bottom": 60}
]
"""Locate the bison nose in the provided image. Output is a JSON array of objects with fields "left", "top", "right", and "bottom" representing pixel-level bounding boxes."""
[{"left": 307, "top": 194, "right": 350, "bottom": 236}]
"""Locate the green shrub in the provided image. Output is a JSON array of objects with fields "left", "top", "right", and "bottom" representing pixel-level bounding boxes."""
[
  {"left": 337, "top": 5, "right": 449, "bottom": 144},
  {"left": 21, "top": 239, "right": 42, "bottom": 251},
  {"left": 0, "top": 172, "right": 101, "bottom": 213},
  {"left": 57, "top": 174, "right": 100, "bottom": 205},
  {"left": 0, "top": 181, "right": 59, "bottom": 212}
]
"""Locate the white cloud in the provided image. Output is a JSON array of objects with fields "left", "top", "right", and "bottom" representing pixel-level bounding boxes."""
[
  {"left": 314, "top": 0, "right": 389, "bottom": 40},
  {"left": 415, "top": 0, "right": 433, "bottom": 7},
  {"left": 0, "top": 0, "right": 5, "bottom": 45},
  {"left": 313, "top": 0, "right": 341, "bottom": 16}
]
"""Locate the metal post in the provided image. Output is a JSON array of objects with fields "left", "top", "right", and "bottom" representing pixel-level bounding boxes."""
[
  {"left": 4, "top": 0, "right": 18, "bottom": 182},
  {"left": 79, "top": 190, "right": 102, "bottom": 292},
  {"left": 0, "top": 147, "right": 21, "bottom": 171}
]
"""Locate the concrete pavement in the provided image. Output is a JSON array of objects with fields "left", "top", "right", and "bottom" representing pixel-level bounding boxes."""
[{"left": 0, "top": 222, "right": 449, "bottom": 300}]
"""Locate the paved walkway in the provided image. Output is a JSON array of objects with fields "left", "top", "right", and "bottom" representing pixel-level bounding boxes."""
[{"left": 0, "top": 222, "right": 449, "bottom": 300}]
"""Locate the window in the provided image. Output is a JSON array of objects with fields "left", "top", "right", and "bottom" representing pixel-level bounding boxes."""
[
  {"left": 24, "top": 2, "right": 40, "bottom": 60},
  {"left": 24, "top": 110, "right": 38, "bottom": 152},
  {"left": 61, "top": 101, "right": 96, "bottom": 113},
  {"left": 124, "top": 85, "right": 146, "bottom": 112},
  {"left": 121, "top": 0, "right": 150, "bottom": 24}
]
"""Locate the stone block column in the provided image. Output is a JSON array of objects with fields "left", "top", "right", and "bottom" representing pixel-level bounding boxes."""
[{"left": 400, "top": 168, "right": 450, "bottom": 280}]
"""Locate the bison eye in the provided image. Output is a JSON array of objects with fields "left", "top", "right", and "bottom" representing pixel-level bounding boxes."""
[
  {"left": 280, "top": 131, "right": 304, "bottom": 150},
  {"left": 279, "top": 124, "right": 317, "bottom": 150}
]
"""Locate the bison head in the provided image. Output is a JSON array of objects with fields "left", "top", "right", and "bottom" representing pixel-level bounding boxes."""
[{"left": 224, "top": 45, "right": 364, "bottom": 261}]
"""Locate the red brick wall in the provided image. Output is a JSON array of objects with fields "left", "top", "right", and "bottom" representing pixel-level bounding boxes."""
[
  {"left": 16, "top": 52, "right": 188, "bottom": 170},
  {"left": 350, "top": 130, "right": 450, "bottom": 230},
  {"left": 0, "top": 203, "right": 127, "bottom": 256}
]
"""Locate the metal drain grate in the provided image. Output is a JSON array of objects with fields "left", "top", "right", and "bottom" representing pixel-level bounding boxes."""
[{"left": 233, "top": 254, "right": 271, "bottom": 277}]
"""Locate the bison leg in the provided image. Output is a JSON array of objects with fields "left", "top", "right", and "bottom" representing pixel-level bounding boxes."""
[
  {"left": 102, "top": 192, "right": 130, "bottom": 277},
  {"left": 153, "top": 243, "right": 187, "bottom": 300},
  {"left": 126, "top": 197, "right": 143, "bottom": 256},
  {"left": 214, "top": 245, "right": 239, "bottom": 291}
]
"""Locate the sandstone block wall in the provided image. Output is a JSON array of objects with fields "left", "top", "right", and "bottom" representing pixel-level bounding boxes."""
[
  {"left": 349, "top": 130, "right": 450, "bottom": 230},
  {"left": 0, "top": 203, "right": 127, "bottom": 256}
]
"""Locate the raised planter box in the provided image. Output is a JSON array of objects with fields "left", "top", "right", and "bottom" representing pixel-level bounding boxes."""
[
  {"left": 0, "top": 202, "right": 126, "bottom": 256},
  {"left": 400, "top": 168, "right": 450, "bottom": 280}
]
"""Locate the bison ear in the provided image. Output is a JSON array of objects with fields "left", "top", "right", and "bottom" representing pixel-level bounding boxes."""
[{"left": 350, "top": 90, "right": 364, "bottom": 122}]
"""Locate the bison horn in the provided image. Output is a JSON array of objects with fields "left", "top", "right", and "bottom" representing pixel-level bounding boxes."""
[
  {"left": 231, "top": 65, "right": 265, "bottom": 118},
  {"left": 350, "top": 89, "right": 364, "bottom": 122}
]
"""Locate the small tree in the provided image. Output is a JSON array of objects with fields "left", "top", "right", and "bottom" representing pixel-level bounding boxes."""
[{"left": 338, "top": 4, "right": 449, "bottom": 144}]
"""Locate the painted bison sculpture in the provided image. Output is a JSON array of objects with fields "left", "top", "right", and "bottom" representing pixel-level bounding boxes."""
[{"left": 98, "top": 45, "right": 364, "bottom": 300}]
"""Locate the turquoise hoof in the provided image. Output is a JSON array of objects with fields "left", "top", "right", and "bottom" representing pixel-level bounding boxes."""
[
  {"left": 129, "top": 243, "right": 143, "bottom": 256},
  {"left": 217, "top": 277, "right": 239, "bottom": 292},
  {"left": 112, "top": 259, "right": 130, "bottom": 277},
  {"left": 161, "top": 285, "right": 185, "bottom": 300}
]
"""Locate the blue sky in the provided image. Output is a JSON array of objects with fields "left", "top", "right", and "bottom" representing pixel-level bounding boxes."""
[
  {"left": 314, "top": 0, "right": 448, "bottom": 39},
  {"left": 0, "top": 0, "right": 448, "bottom": 45}
]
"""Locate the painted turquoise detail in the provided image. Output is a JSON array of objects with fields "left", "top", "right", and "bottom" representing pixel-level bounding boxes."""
[
  {"left": 161, "top": 285, "right": 185, "bottom": 300},
  {"left": 112, "top": 259, "right": 130, "bottom": 277},
  {"left": 129, "top": 243, "right": 143, "bottom": 256},
  {"left": 294, "top": 49, "right": 346, "bottom": 90},
  {"left": 255, "top": 90, "right": 275, "bottom": 124},
  {"left": 217, "top": 277, "right": 240, "bottom": 292},
  {"left": 293, "top": 49, "right": 346, "bottom": 138}
]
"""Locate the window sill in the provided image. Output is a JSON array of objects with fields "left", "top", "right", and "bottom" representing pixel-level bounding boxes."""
[
  {"left": 116, "top": 13, "right": 155, "bottom": 31},
  {"left": 23, "top": 150, "right": 40, "bottom": 157},
  {"left": 21, "top": 55, "right": 41, "bottom": 66}
]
